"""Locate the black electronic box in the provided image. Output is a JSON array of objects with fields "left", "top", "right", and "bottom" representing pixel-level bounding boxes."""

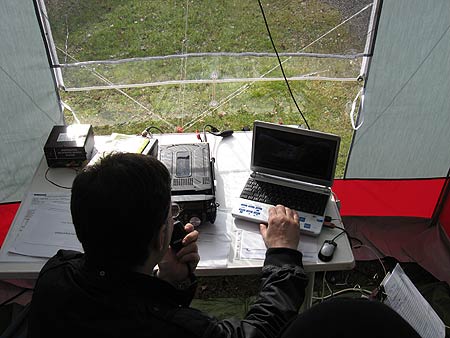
[
  {"left": 159, "top": 143, "right": 217, "bottom": 226},
  {"left": 44, "top": 124, "right": 95, "bottom": 167}
]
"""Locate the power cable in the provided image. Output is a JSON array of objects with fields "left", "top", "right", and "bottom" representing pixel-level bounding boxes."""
[{"left": 44, "top": 167, "right": 78, "bottom": 189}]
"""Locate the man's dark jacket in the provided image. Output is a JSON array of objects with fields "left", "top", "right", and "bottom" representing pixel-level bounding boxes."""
[{"left": 28, "top": 248, "right": 308, "bottom": 338}]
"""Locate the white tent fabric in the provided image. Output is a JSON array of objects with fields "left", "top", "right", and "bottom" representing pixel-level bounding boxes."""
[
  {"left": 346, "top": 0, "right": 450, "bottom": 179},
  {"left": 0, "top": 0, "right": 63, "bottom": 203}
]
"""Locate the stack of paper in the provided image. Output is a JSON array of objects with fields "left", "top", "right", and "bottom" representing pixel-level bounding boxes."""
[
  {"left": 382, "top": 264, "right": 445, "bottom": 338},
  {"left": 8, "top": 192, "right": 81, "bottom": 259}
]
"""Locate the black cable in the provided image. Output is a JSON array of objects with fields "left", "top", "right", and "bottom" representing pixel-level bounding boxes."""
[
  {"left": 257, "top": 0, "right": 310, "bottom": 130},
  {"left": 324, "top": 222, "right": 363, "bottom": 247},
  {"left": 203, "top": 124, "right": 219, "bottom": 133},
  {"left": 325, "top": 223, "right": 345, "bottom": 232},
  {"left": 331, "top": 230, "right": 346, "bottom": 242},
  {"left": 0, "top": 288, "right": 33, "bottom": 308},
  {"left": 145, "top": 126, "right": 164, "bottom": 134},
  {"left": 44, "top": 167, "right": 76, "bottom": 190},
  {"left": 141, "top": 126, "right": 164, "bottom": 138},
  {"left": 348, "top": 235, "right": 363, "bottom": 247},
  {"left": 202, "top": 124, "right": 218, "bottom": 142},
  {"left": 202, "top": 124, "right": 234, "bottom": 143}
]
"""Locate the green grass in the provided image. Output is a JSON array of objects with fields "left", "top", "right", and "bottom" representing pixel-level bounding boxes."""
[
  {"left": 45, "top": 0, "right": 368, "bottom": 177},
  {"left": 46, "top": 0, "right": 363, "bottom": 60},
  {"left": 191, "top": 297, "right": 255, "bottom": 320}
]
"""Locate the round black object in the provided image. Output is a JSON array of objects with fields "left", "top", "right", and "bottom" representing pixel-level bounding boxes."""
[{"left": 318, "top": 240, "right": 337, "bottom": 262}]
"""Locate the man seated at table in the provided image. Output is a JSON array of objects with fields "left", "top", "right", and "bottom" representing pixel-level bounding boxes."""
[
  {"left": 28, "top": 152, "right": 309, "bottom": 337},
  {"left": 28, "top": 152, "right": 419, "bottom": 338}
]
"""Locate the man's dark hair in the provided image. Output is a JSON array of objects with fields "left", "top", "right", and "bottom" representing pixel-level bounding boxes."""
[{"left": 71, "top": 152, "right": 171, "bottom": 267}]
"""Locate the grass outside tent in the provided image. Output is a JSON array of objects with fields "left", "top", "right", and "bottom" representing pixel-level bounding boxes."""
[{"left": 45, "top": 0, "right": 371, "bottom": 177}]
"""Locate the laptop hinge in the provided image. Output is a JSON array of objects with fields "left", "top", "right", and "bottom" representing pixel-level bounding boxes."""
[{"left": 252, "top": 172, "right": 331, "bottom": 195}]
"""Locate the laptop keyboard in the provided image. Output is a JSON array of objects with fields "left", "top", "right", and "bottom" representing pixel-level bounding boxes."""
[{"left": 240, "top": 177, "right": 329, "bottom": 215}]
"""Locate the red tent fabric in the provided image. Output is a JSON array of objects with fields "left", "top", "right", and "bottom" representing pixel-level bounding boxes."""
[
  {"left": 332, "top": 178, "right": 450, "bottom": 283},
  {"left": 332, "top": 178, "right": 446, "bottom": 219},
  {"left": 0, "top": 203, "right": 20, "bottom": 247}
]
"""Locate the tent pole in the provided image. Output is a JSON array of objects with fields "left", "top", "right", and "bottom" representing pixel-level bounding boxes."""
[{"left": 430, "top": 168, "right": 450, "bottom": 227}]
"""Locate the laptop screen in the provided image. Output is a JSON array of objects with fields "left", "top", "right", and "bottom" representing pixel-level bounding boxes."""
[{"left": 251, "top": 121, "right": 340, "bottom": 187}]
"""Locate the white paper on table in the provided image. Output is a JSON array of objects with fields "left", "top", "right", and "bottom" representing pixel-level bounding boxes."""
[
  {"left": 0, "top": 193, "right": 72, "bottom": 262},
  {"left": 299, "top": 235, "right": 319, "bottom": 262},
  {"left": 13, "top": 193, "right": 71, "bottom": 240},
  {"left": 238, "top": 230, "right": 266, "bottom": 260},
  {"left": 9, "top": 193, "right": 82, "bottom": 258},
  {"left": 235, "top": 229, "right": 319, "bottom": 263},
  {"left": 197, "top": 232, "right": 230, "bottom": 268},
  {"left": 197, "top": 213, "right": 231, "bottom": 268},
  {"left": 21, "top": 207, "right": 77, "bottom": 246}
]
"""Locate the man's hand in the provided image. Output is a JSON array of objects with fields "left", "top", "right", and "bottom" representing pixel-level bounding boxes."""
[
  {"left": 158, "top": 223, "right": 199, "bottom": 285},
  {"left": 259, "top": 205, "right": 300, "bottom": 250}
]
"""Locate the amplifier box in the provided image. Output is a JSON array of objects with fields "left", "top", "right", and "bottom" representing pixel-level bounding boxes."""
[{"left": 44, "top": 124, "right": 95, "bottom": 167}]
